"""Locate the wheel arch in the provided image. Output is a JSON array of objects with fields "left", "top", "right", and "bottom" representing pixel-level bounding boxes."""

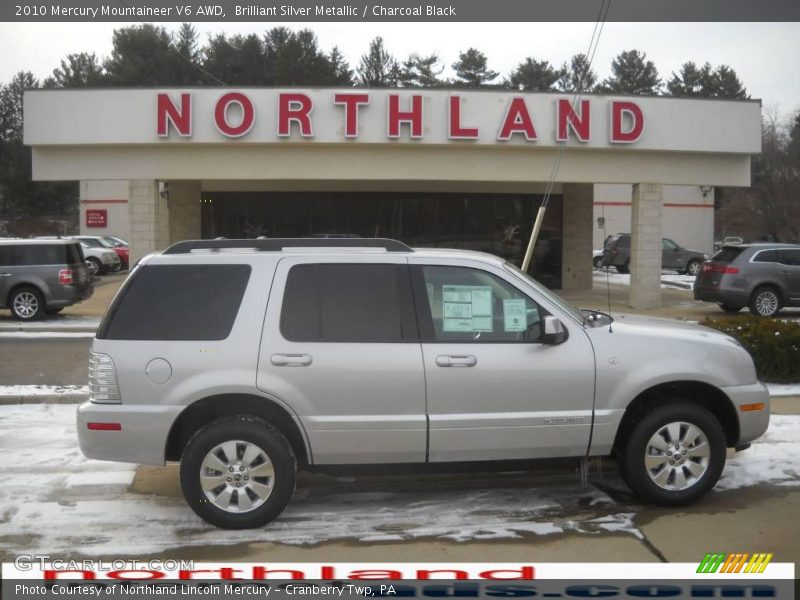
[
  {"left": 165, "top": 393, "right": 311, "bottom": 467},
  {"left": 6, "top": 281, "right": 47, "bottom": 309},
  {"left": 613, "top": 380, "right": 739, "bottom": 452}
]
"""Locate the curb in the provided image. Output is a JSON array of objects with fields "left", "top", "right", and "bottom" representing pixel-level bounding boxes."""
[{"left": 0, "top": 394, "right": 89, "bottom": 405}]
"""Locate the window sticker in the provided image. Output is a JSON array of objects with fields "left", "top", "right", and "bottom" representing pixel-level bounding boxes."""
[
  {"left": 503, "top": 298, "right": 527, "bottom": 332},
  {"left": 442, "top": 285, "right": 493, "bottom": 332}
]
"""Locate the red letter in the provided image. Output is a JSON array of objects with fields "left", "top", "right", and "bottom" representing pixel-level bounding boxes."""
[
  {"left": 448, "top": 96, "right": 479, "bottom": 139},
  {"left": 278, "top": 93, "right": 314, "bottom": 137},
  {"left": 610, "top": 101, "right": 644, "bottom": 143},
  {"left": 498, "top": 97, "right": 537, "bottom": 141},
  {"left": 557, "top": 99, "right": 590, "bottom": 142},
  {"left": 157, "top": 93, "right": 191, "bottom": 137},
  {"left": 388, "top": 94, "right": 423, "bottom": 138},
  {"left": 214, "top": 92, "right": 255, "bottom": 138},
  {"left": 107, "top": 570, "right": 166, "bottom": 580},
  {"left": 334, "top": 93, "right": 369, "bottom": 138},
  {"left": 479, "top": 566, "right": 536, "bottom": 580},
  {"left": 44, "top": 570, "right": 96, "bottom": 580}
]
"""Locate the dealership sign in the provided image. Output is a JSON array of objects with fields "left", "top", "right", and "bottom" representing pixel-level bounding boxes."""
[
  {"left": 156, "top": 91, "right": 644, "bottom": 144},
  {"left": 85, "top": 209, "right": 107, "bottom": 228}
]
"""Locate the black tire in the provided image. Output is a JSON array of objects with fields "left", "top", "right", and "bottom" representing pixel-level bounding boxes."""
[
  {"left": 9, "top": 286, "right": 45, "bottom": 321},
  {"left": 618, "top": 402, "right": 726, "bottom": 506},
  {"left": 749, "top": 286, "right": 781, "bottom": 317},
  {"left": 686, "top": 259, "right": 702, "bottom": 277},
  {"left": 717, "top": 303, "right": 742, "bottom": 314},
  {"left": 593, "top": 256, "right": 603, "bottom": 269},
  {"left": 85, "top": 257, "right": 101, "bottom": 277},
  {"left": 180, "top": 415, "right": 296, "bottom": 529},
  {"left": 616, "top": 260, "right": 630, "bottom": 274},
  {"left": 45, "top": 307, "right": 64, "bottom": 315}
]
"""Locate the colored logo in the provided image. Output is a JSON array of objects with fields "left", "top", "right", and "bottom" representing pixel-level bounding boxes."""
[{"left": 697, "top": 553, "right": 773, "bottom": 574}]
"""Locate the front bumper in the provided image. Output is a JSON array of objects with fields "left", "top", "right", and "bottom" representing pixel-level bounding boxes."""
[
  {"left": 77, "top": 401, "right": 183, "bottom": 466},
  {"left": 720, "top": 382, "right": 771, "bottom": 447}
]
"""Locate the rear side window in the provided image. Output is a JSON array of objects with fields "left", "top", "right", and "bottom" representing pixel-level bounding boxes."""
[
  {"left": 280, "top": 263, "right": 414, "bottom": 342},
  {"left": 613, "top": 236, "right": 630, "bottom": 248},
  {"left": 0, "top": 244, "right": 79, "bottom": 266},
  {"left": 99, "top": 264, "right": 251, "bottom": 340},
  {"left": 713, "top": 247, "right": 744, "bottom": 263},
  {"left": 753, "top": 250, "right": 779, "bottom": 263}
]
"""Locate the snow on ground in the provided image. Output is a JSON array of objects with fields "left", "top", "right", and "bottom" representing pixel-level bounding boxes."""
[
  {"left": 0, "top": 316, "right": 101, "bottom": 330},
  {"left": 0, "top": 404, "right": 798, "bottom": 557},
  {"left": 0, "top": 331, "right": 95, "bottom": 339},
  {"left": 592, "top": 269, "right": 698, "bottom": 290},
  {"left": 0, "top": 384, "right": 89, "bottom": 396},
  {"left": 766, "top": 383, "right": 800, "bottom": 397}
]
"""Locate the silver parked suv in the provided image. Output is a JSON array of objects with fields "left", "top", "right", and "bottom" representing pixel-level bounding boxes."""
[{"left": 78, "top": 239, "right": 770, "bottom": 529}]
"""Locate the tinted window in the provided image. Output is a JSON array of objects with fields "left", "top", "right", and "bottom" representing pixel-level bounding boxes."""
[
  {"left": 753, "top": 250, "right": 779, "bottom": 263},
  {"left": 713, "top": 247, "right": 744, "bottom": 263},
  {"left": 0, "top": 243, "right": 82, "bottom": 266},
  {"left": 780, "top": 249, "right": 800, "bottom": 266},
  {"left": 280, "top": 264, "right": 412, "bottom": 342},
  {"left": 614, "top": 236, "right": 630, "bottom": 248},
  {"left": 100, "top": 264, "right": 251, "bottom": 340},
  {"left": 416, "top": 266, "right": 543, "bottom": 343}
]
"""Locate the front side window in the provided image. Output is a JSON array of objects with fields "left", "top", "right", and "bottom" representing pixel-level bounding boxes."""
[
  {"left": 416, "top": 265, "right": 543, "bottom": 343},
  {"left": 779, "top": 249, "right": 800, "bottom": 266},
  {"left": 280, "top": 263, "right": 414, "bottom": 342}
]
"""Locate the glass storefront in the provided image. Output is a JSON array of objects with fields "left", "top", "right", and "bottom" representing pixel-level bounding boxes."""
[{"left": 202, "top": 191, "right": 563, "bottom": 288}]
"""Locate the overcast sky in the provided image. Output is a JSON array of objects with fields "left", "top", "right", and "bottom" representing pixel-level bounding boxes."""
[{"left": 1, "top": 22, "right": 798, "bottom": 119}]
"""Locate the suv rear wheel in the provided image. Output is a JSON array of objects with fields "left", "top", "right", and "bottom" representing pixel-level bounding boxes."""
[
  {"left": 686, "top": 259, "right": 702, "bottom": 277},
  {"left": 717, "top": 303, "right": 742, "bottom": 313},
  {"left": 616, "top": 260, "right": 630, "bottom": 274},
  {"left": 618, "top": 402, "right": 726, "bottom": 506},
  {"left": 9, "top": 286, "right": 44, "bottom": 321},
  {"left": 749, "top": 286, "right": 781, "bottom": 317},
  {"left": 180, "top": 416, "right": 296, "bottom": 529},
  {"left": 85, "top": 257, "right": 101, "bottom": 277}
]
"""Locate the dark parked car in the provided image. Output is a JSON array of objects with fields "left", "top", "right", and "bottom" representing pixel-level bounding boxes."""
[
  {"left": 694, "top": 244, "right": 800, "bottom": 317},
  {"left": 602, "top": 234, "right": 707, "bottom": 275},
  {"left": 0, "top": 239, "right": 93, "bottom": 320}
]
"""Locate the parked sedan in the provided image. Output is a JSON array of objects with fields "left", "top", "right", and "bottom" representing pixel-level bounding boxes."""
[
  {"left": 602, "top": 234, "right": 707, "bottom": 275},
  {"left": 74, "top": 235, "right": 129, "bottom": 269},
  {"left": 694, "top": 244, "right": 800, "bottom": 317}
]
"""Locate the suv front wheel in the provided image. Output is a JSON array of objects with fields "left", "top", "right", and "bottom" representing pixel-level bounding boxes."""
[
  {"left": 618, "top": 402, "right": 726, "bottom": 506},
  {"left": 180, "top": 416, "right": 297, "bottom": 529}
]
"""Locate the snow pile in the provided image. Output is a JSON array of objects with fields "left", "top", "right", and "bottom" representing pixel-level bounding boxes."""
[{"left": 0, "top": 385, "right": 89, "bottom": 397}]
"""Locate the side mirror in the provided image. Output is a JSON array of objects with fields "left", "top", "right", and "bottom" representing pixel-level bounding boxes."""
[{"left": 542, "top": 316, "right": 568, "bottom": 345}]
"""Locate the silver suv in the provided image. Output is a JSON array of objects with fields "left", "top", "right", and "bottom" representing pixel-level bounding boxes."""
[{"left": 78, "top": 239, "right": 770, "bottom": 529}]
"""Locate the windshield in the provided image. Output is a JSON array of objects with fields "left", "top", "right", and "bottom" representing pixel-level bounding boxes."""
[
  {"left": 79, "top": 238, "right": 105, "bottom": 248},
  {"left": 504, "top": 262, "right": 585, "bottom": 324}
]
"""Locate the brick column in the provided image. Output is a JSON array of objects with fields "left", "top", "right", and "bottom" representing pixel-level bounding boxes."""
[
  {"left": 561, "top": 183, "right": 594, "bottom": 291},
  {"left": 630, "top": 183, "right": 663, "bottom": 309},
  {"left": 128, "top": 180, "right": 169, "bottom": 267},
  {"left": 168, "top": 181, "right": 202, "bottom": 244}
]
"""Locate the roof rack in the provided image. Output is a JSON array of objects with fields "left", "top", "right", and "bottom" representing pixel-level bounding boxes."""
[{"left": 162, "top": 238, "right": 414, "bottom": 255}]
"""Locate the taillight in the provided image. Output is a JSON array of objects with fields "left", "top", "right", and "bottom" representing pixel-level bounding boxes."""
[
  {"left": 611, "top": 248, "right": 619, "bottom": 256},
  {"left": 58, "top": 268, "right": 73, "bottom": 284},
  {"left": 701, "top": 263, "right": 739, "bottom": 275},
  {"left": 89, "top": 352, "right": 121, "bottom": 404}
]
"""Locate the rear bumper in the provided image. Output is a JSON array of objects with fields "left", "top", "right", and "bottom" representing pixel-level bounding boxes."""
[
  {"left": 77, "top": 401, "right": 183, "bottom": 466},
  {"left": 48, "top": 284, "right": 93, "bottom": 308},
  {"left": 693, "top": 285, "right": 748, "bottom": 305},
  {"left": 720, "top": 382, "right": 771, "bottom": 447}
]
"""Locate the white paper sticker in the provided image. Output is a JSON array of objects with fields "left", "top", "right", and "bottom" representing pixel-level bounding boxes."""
[
  {"left": 503, "top": 298, "right": 527, "bottom": 332},
  {"left": 442, "top": 285, "right": 493, "bottom": 333}
]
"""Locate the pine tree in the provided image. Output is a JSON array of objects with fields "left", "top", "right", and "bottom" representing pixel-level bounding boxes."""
[
  {"left": 505, "top": 58, "right": 562, "bottom": 91},
  {"left": 357, "top": 37, "right": 400, "bottom": 87},
  {"left": 555, "top": 54, "right": 597, "bottom": 93},
  {"left": 600, "top": 50, "right": 661, "bottom": 95},
  {"left": 452, "top": 48, "right": 499, "bottom": 87}
]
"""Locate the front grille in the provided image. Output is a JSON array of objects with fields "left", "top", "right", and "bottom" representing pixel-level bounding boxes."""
[{"left": 88, "top": 352, "right": 121, "bottom": 404}]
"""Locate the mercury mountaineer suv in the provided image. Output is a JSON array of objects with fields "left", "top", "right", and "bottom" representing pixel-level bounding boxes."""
[{"left": 78, "top": 238, "right": 770, "bottom": 529}]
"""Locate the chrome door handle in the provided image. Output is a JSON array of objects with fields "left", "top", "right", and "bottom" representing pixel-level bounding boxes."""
[
  {"left": 0, "top": 273, "right": 11, "bottom": 277},
  {"left": 779, "top": 271, "right": 790, "bottom": 276},
  {"left": 271, "top": 353, "right": 313, "bottom": 367},
  {"left": 436, "top": 354, "right": 477, "bottom": 367}
]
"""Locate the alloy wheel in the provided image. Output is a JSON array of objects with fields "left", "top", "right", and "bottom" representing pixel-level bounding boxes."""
[
  {"left": 12, "top": 291, "right": 40, "bottom": 319},
  {"left": 200, "top": 440, "right": 275, "bottom": 513},
  {"left": 644, "top": 421, "right": 711, "bottom": 491},
  {"left": 754, "top": 290, "right": 779, "bottom": 316}
]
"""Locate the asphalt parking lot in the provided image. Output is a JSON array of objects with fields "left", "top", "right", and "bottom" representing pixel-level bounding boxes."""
[{"left": 0, "top": 271, "right": 798, "bottom": 564}]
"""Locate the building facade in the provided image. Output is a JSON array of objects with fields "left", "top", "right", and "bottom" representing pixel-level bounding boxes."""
[{"left": 25, "top": 87, "right": 761, "bottom": 307}]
